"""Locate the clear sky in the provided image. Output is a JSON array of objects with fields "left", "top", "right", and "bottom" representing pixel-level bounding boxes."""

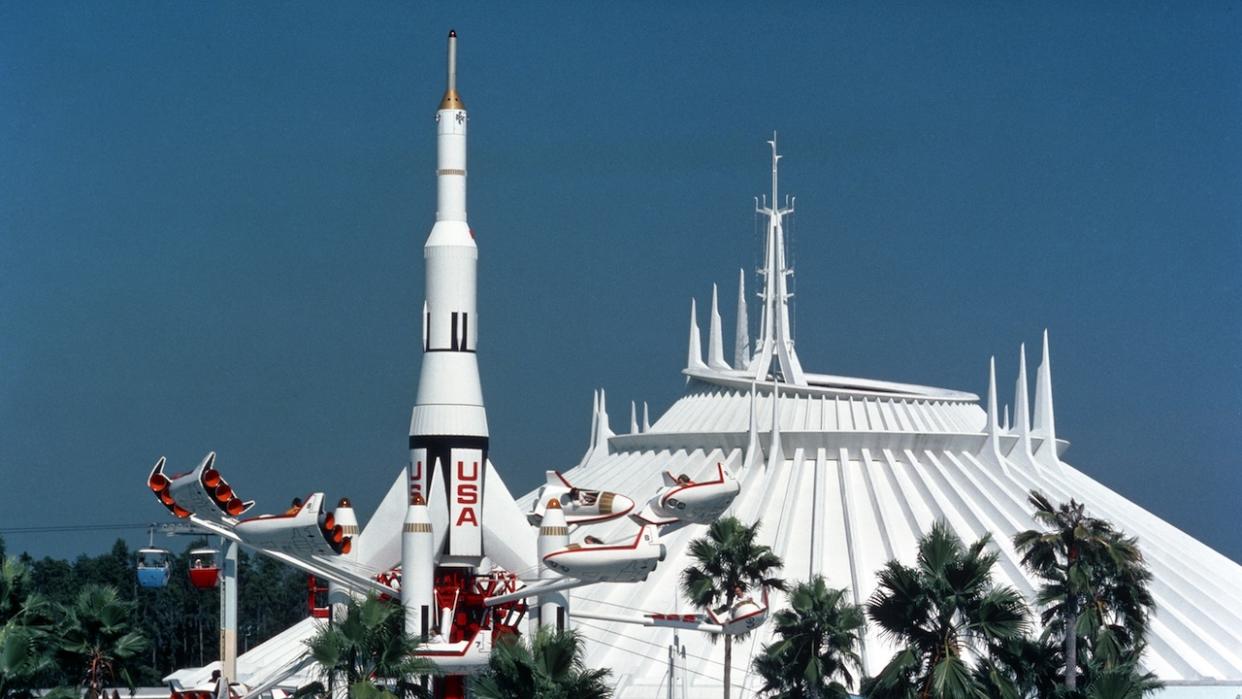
[{"left": 2, "top": 3, "right": 1239, "bottom": 564}]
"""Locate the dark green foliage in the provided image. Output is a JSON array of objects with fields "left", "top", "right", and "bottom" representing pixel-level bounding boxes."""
[
  {"left": 1, "top": 556, "right": 60, "bottom": 698},
  {"left": 9, "top": 538, "right": 310, "bottom": 687},
  {"left": 1012, "top": 491, "right": 1160, "bottom": 698},
  {"left": 864, "top": 522, "right": 1028, "bottom": 699},
  {"left": 753, "top": 576, "right": 864, "bottom": 699},
  {"left": 55, "top": 585, "right": 149, "bottom": 697},
  {"left": 304, "top": 594, "right": 436, "bottom": 699},
  {"left": 681, "top": 516, "right": 786, "bottom": 699},
  {"left": 471, "top": 628, "right": 612, "bottom": 699}
]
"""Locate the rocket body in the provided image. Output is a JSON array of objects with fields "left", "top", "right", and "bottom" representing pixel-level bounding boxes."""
[
  {"left": 535, "top": 501, "right": 570, "bottom": 632},
  {"left": 410, "top": 31, "right": 488, "bottom": 565},
  {"left": 327, "top": 498, "right": 359, "bottom": 610},
  {"left": 402, "top": 489, "right": 436, "bottom": 638}
]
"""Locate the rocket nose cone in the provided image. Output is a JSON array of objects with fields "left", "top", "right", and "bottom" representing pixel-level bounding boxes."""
[
  {"left": 541, "top": 499, "right": 568, "bottom": 529},
  {"left": 407, "top": 501, "right": 432, "bottom": 525},
  {"left": 606, "top": 494, "right": 635, "bottom": 516}
]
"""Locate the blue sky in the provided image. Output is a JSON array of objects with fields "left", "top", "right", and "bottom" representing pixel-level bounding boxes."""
[{"left": 2, "top": 3, "right": 1239, "bottom": 564}]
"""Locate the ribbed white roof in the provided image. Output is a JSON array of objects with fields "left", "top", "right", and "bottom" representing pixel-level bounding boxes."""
[{"left": 527, "top": 375, "right": 1242, "bottom": 698}]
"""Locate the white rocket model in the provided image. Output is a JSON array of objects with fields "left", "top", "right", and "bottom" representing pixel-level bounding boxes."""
[
  {"left": 401, "top": 488, "right": 436, "bottom": 638},
  {"left": 535, "top": 500, "right": 570, "bottom": 633},
  {"left": 409, "top": 30, "right": 488, "bottom": 566}
]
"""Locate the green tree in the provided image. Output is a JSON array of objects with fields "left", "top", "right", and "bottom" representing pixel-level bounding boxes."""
[
  {"left": 305, "top": 594, "right": 436, "bottom": 699},
  {"left": 471, "top": 628, "right": 612, "bottom": 699},
  {"left": 753, "top": 575, "right": 864, "bottom": 699},
  {"left": 864, "top": 521, "right": 1027, "bottom": 699},
  {"left": 1, "top": 556, "right": 59, "bottom": 698},
  {"left": 55, "top": 584, "right": 149, "bottom": 698},
  {"left": 1013, "top": 491, "right": 1157, "bottom": 695},
  {"left": 681, "top": 516, "right": 786, "bottom": 699},
  {"left": 971, "top": 635, "right": 1061, "bottom": 699}
]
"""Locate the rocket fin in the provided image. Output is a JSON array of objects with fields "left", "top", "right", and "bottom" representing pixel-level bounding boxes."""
[
  {"left": 482, "top": 459, "right": 537, "bottom": 574},
  {"left": 354, "top": 467, "right": 408, "bottom": 572}
]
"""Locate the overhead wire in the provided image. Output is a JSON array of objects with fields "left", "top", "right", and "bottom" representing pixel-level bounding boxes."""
[
  {"left": 574, "top": 619, "right": 748, "bottom": 674},
  {"left": 0, "top": 522, "right": 151, "bottom": 535}
]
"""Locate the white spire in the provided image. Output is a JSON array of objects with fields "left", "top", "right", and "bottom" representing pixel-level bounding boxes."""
[
  {"left": 630, "top": 400, "right": 639, "bottom": 434},
  {"left": 1033, "top": 330, "right": 1056, "bottom": 442},
  {"left": 642, "top": 401, "right": 651, "bottom": 432},
  {"left": 1033, "top": 329, "right": 1061, "bottom": 471},
  {"left": 707, "top": 284, "right": 729, "bottom": 370},
  {"left": 734, "top": 268, "right": 750, "bottom": 369},
  {"left": 749, "top": 133, "right": 806, "bottom": 386},
  {"left": 1003, "top": 404, "right": 1011, "bottom": 432},
  {"left": 1013, "top": 344, "right": 1034, "bottom": 455},
  {"left": 597, "top": 388, "right": 614, "bottom": 442},
  {"left": 588, "top": 389, "right": 600, "bottom": 451},
  {"left": 578, "top": 388, "right": 615, "bottom": 468},
  {"left": 983, "top": 356, "right": 1010, "bottom": 476},
  {"left": 986, "top": 356, "right": 999, "bottom": 439},
  {"left": 687, "top": 298, "right": 706, "bottom": 370}
]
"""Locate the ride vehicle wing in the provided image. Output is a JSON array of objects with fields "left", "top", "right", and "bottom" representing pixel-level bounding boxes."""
[{"left": 146, "top": 454, "right": 388, "bottom": 596}]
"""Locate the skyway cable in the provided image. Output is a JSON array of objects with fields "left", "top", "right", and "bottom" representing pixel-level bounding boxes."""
[{"left": 0, "top": 522, "right": 151, "bottom": 534}]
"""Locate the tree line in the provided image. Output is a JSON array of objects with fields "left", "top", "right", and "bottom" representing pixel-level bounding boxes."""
[{"left": 0, "top": 537, "right": 308, "bottom": 695}]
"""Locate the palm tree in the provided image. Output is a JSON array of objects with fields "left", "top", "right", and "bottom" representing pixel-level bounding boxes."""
[
  {"left": 1081, "top": 648, "right": 1162, "bottom": 699},
  {"left": 972, "top": 635, "right": 1061, "bottom": 699},
  {"left": 471, "top": 628, "right": 612, "bottom": 699},
  {"left": 753, "top": 576, "right": 864, "bottom": 699},
  {"left": 681, "top": 516, "right": 786, "bottom": 699},
  {"left": 865, "top": 521, "right": 1027, "bottom": 699},
  {"left": 55, "top": 585, "right": 148, "bottom": 698},
  {"left": 305, "top": 594, "right": 436, "bottom": 699},
  {"left": 1013, "top": 491, "right": 1154, "bottom": 691},
  {"left": 1, "top": 558, "right": 58, "bottom": 699}
]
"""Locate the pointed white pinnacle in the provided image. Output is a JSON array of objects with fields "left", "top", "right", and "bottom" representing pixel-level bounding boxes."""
[
  {"left": 687, "top": 298, "right": 706, "bottom": 370},
  {"left": 986, "top": 356, "right": 999, "bottom": 438},
  {"left": 642, "top": 401, "right": 651, "bottom": 432},
  {"left": 708, "top": 284, "right": 729, "bottom": 370},
  {"left": 1014, "top": 343, "right": 1031, "bottom": 438},
  {"left": 734, "top": 269, "right": 750, "bottom": 369},
  {"left": 1034, "top": 329, "right": 1056, "bottom": 442},
  {"left": 598, "top": 388, "right": 613, "bottom": 439},
  {"left": 588, "top": 389, "right": 599, "bottom": 450},
  {"left": 630, "top": 401, "right": 639, "bottom": 434}
]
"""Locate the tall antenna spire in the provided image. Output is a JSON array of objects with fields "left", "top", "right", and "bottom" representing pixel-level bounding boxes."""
[
  {"left": 749, "top": 132, "right": 806, "bottom": 385},
  {"left": 439, "top": 30, "right": 464, "bottom": 110}
]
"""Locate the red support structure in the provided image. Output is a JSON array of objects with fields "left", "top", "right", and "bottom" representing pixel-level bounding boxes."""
[{"left": 307, "top": 575, "right": 329, "bottom": 619}]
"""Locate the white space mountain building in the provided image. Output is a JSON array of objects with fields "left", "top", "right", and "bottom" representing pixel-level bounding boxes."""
[
  {"left": 535, "top": 139, "right": 1242, "bottom": 698},
  {"left": 153, "top": 33, "right": 1242, "bottom": 699}
]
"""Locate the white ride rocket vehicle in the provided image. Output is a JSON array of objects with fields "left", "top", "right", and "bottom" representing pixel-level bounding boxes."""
[
  {"left": 526, "top": 471, "right": 635, "bottom": 525},
  {"left": 541, "top": 520, "right": 665, "bottom": 583},
  {"left": 636, "top": 462, "right": 741, "bottom": 526}
]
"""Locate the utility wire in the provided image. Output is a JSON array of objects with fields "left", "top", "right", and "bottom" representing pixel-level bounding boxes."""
[
  {"left": 574, "top": 621, "right": 734, "bottom": 684},
  {"left": 575, "top": 619, "right": 744, "bottom": 672},
  {"left": 0, "top": 522, "right": 151, "bottom": 535}
]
